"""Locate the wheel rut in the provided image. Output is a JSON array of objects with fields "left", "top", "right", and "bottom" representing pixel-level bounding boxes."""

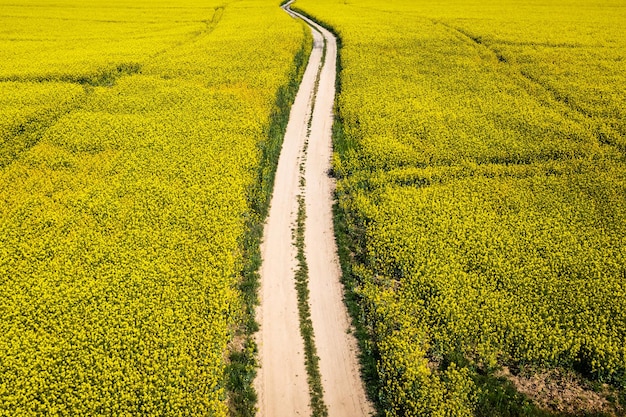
[{"left": 255, "top": 2, "right": 373, "bottom": 416}]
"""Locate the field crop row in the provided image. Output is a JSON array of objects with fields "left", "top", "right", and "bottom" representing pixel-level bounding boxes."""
[
  {"left": 0, "top": 1, "right": 306, "bottom": 415},
  {"left": 296, "top": 0, "right": 626, "bottom": 415}
]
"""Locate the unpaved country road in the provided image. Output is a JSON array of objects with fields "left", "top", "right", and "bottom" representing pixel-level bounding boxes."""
[{"left": 255, "top": 2, "right": 373, "bottom": 416}]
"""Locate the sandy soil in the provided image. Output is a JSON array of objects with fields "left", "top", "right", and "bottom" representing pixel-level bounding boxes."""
[
  {"left": 254, "top": 7, "right": 322, "bottom": 417},
  {"left": 255, "top": 2, "right": 373, "bottom": 416}
]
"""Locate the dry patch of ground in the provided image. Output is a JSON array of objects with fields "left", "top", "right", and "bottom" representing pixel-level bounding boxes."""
[{"left": 499, "top": 367, "right": 623, "bottom": 416}]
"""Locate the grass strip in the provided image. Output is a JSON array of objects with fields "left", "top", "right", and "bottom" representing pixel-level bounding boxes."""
[
  {"left": 294, "top": 189, "right": 329, "bottom": 417},
  {"left": 293, "top": 21, "right": 329, "bottom": 415}
]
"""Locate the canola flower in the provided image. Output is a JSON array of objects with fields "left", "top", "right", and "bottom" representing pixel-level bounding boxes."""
[
  {"left": 296, "top": 0, "right": 626, "bottom": 415},
  {"left": 0, "top": 0, "right": 306, "bottom": 415}
]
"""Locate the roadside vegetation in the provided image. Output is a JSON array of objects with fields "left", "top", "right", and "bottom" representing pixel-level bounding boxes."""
[
  {"left": 0, "top": 1, "right": 307, "bottom": 415},
  {"left": 296, "top": 0, "right": 626, "bottom": 415}
]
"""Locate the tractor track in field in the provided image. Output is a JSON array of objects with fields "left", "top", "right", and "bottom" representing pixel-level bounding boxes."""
[{"left": 254, "top": 2, "right": 373, "bottom": 416}]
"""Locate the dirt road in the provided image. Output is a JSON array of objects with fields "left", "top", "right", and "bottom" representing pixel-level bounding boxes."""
[{"left": 255, "top": 2, "right": 373, "bottom": 417}]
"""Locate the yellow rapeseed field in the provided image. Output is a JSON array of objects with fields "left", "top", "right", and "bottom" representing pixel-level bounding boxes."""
[
  {"left": 297, "top": 0, "right": 626, "bottom": 415},
  {"left": 0, "top": 0, "right": 307, "bottom": 415}
]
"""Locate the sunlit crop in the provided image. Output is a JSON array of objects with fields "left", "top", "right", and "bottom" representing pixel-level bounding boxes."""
[
  {"left": 297, "top": 0, "right": 626, "bottom": 414},
  {"left": 0, "top": 0, "right": 306, "bottom": 415}
]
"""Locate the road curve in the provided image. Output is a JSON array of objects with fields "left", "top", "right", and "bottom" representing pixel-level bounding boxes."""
[
  {"left": 255, "top": 2, "right": 373, "bottom": 416},
  {"left": 293, "top": 6, "right": 374, "bottom": 417},
  {"left": 254, "top": 8, "right": 322, "bottom": 417}
]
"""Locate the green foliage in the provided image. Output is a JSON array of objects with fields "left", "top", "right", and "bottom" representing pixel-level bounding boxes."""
[
  {"left": 295, "top": 194, "right": 329, "bottom": 417},
  {"left": 297, "top": 0, "right": 626, "bottom": 415}
]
